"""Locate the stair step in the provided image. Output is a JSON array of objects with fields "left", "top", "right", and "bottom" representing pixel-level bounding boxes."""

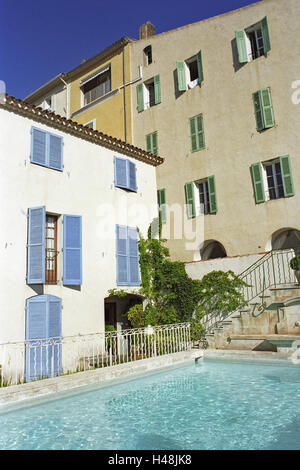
[{"left": 259, "top": 295, "right": 271, "bottom": 299}]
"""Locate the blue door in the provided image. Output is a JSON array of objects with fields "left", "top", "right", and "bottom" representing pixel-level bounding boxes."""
[{"left": 25, "top": 295, "right": 62, "bottom": 382}]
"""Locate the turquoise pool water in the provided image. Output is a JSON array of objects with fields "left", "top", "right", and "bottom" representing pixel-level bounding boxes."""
[{"left": 0, "top": 359, "right": 300, "bottom": 450}]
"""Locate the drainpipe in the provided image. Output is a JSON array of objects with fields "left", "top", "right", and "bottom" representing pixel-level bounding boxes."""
[{"left": 122, "top": 47, "right": 127, "bottom": 143}]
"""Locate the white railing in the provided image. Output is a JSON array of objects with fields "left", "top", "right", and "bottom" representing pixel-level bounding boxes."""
[{"left": 0, "top": 323, "right": 191, "bottom": 387}]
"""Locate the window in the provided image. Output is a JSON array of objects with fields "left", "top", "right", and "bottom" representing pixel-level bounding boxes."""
[
  {"left": 157, "top": 189, "right": 166, "bottom": 224},
  {"left": 116, "top": 225, "right": 140, "bottom": 286},
  {"left": 46, "top": 215, "right": 58, "bottom": 284},
  {"left": 43, "top": 96, "right": 53, "bottom": 111},
  {"left": 114, "top": 157, "right": 137, "bottom": 192},
  {"left": 251, "top": 156, "right": 295, "bottom": 204},
  {"left": 253, "top": 88, "right": 275, "bottom": 131},
  {"left": 146, "top": 131, "right": 158, "bottom": 155},
  {"left": 189, "top": 114, "right": 205, "bottom": 152},
  {"left": 81, "top": 66, "right": 111, "bottom": 106},
  {"left": 31, "top": 127, "right": 63, "bottom": 171},
  {"left": 136, "top": 75, "right": 161, "bottom": 112},
  {"left": 236, "top": 16, "right": 271, "bottom": 63},
  {"left": 84, "top": 119, "right": 96, "bottom": 130},
  {"left": 185, "top": 176, "right": 217, "bottom": 219},
  {"left": 144, "top": 46, "right": 152, "bottom": 65},
  {"left": 27, "top": 207, "right": 82, "bottom": 286},
  {"left": 25, "top": 295, "right": 62, "bottom": 382},
  {"left": 176, "top": 51, "right": 204, "bottom": 91}
]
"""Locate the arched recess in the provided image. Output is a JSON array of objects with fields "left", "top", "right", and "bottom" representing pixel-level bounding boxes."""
[
  {"left": 200, "top": 240, "right": 227, "bottom": 261},
  {"left": 266, "top": 228, "right": 300, "bottom": 251},
  {"left": 25, "top": 294, "right": 62, "bottom": 382}
]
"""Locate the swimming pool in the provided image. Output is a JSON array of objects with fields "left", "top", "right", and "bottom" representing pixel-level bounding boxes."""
[{"left": 0, "top": 359, "right": 300, "bottom": 450}]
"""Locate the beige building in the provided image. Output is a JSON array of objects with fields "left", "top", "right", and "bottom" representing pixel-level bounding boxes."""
[{"left": 130, "top": 0, "right": 300, "bottom": 262}]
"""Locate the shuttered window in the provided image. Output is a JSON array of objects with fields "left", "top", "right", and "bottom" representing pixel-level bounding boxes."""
[
  {"left": 189, "top": 114, "right": 205, "bottom": 152},
  {"left": 25, "top": 295, "right": 62, "bottom": 382},
  {"left": 63, "top": 215, "right": 82, "bottom": 286},
  {"left": 251, "top": 163, "right": 265, "bottom": 204},
  {"left": 176, "top": 51, "right": 204, "bottom": 92},
  {"left": 236, "top": 16, "right": 271, "bottom": 63},
  {"left": 185, "top": 182, "right": 196, "bottom": 219},
  {"left": 31, "top": 127, "right": 63, "bottom": 171},
  {"left": 116, "top": 225, "right": 140, "bottom": 286},
  {"left": 280, "top": 156, "right": 295, "bottom": 198},
  {"left": 146, "top": 132, "right": 158, "bottom": 155},
  {"left": 253, "top": 88, "right": 275, "bottom": 131},
  {"left": 157, "top": 188, "right": 167, "bottom": 224},
  {"left": 207, "top": 176, "right": 218, "bottom": 214},
  {"left": 114, "top": 156, "right": 137, "bottom": 192}
]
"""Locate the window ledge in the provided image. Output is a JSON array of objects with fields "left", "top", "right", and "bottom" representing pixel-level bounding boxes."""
[{"left": 72, "top": 88, "right": 120, "bottom": 118}]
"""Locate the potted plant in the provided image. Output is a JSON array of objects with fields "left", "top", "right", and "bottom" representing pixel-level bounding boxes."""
[{"left": 290, "top": 254, "right": 300, "bottom": 284}]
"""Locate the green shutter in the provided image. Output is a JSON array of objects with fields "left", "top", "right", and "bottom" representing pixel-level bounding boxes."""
[
  {"left": 154, "top": 75, "right": 161, "bottom": 104},
  {"left": 137, "top": 83, "right": 144, "bottom": 112},
  {"left": 235, "top": 30, "right": 248, "bottom": 63},
  {"left": 280, "top": 155, "right": 295, "bottom": 197},
  {"left": 251, "top": 163, "right": 265, "bottom": 204},
  {"left": 197, "top": 51, "right": 204, "bottom": 83},
  {"left": 261, "top": 88, "right": 275, "bottom": 128},
  {"left": 190, "top": 114, "right": 205, "bottom": 152},
  {"left": 176, "top": 61, "right": 186, "bottom": 91},
  {"left": 158, "top": 189, "right": 167, "bottom": 223},
  {"left": 146, "top": 132, "right": 158, "bottom": 155},
  {"left": 185, "top": 182, "right": 196, "bottom": 219},
  {"left": 207, "top": 176, "right": 217, "bottom": 214},
  {"left": 261, "top": 16, "right": 271, "bottom": 53}
]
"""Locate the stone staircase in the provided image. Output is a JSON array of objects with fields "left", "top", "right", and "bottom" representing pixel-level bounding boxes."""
[{"left": 202, "top": 249, "right": 300, "bottom": 351}]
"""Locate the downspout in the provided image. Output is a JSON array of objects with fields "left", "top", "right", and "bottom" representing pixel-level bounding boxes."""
[{"left": 122, "top": 47, "right": 127, "bottom": 143}]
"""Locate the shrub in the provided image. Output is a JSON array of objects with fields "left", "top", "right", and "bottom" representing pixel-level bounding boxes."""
[{"left": 290, "top": 255, "right": 300, "bottom": 271}]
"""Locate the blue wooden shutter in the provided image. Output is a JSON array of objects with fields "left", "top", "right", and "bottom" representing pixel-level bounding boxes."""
[
  {"left": 63, "top": 215, "right": 82, "bottom": 285},
  {"left": 48, "top": 133, "right": 63, "bottom": 171},
  {"left": 31, "top": 128, "right": 47, "bottom": 166},
  {"left": 48, "top": 296, "right": 62, "bottom": 377},
  {"left": 27, "top": 206, "right": 46, "bottom": 284},
  {"left": 128, "top": 227, "right": 140, "bottom": 285},
  {"left": 116, "top": 225, "right": 128, "bottom": 285},
  {"left": 25, "top": 296, "right": 47, "bottom": 382},
  {"left": 114, "top": 156, "right": 128, "bottom": 189},
  {"left": 128, "top": 160, "right": 137, "bottom": 192}
]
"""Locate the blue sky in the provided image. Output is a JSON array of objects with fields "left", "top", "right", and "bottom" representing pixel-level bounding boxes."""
[{"left": 1, "top": 0, "right": 259, "bottom": 99}]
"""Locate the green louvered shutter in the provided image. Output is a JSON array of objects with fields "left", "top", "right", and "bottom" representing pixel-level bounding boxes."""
[
  {"left": 190, "top": 114, "right": 205, "bottom": 152},
  {"left": 261, "top": 16, "right": 271, "bottom": 53},
  {"left": 251, "top": 163, "right": 265, "bottom": 203},
  {"left": 146, "top": 132, "right": 158, "bottom": 155},
  {"left": 137, "top": 83, "right": 144, "bottom": 112},
  {"left": 207, "top": 176, "right": 217, "bottom": 214},
  {"left": 146, "top": 133, "right": 152, "bottom": 153},
  {"left": 253, "top": 91, "right": 264, "bottom": 131},
  {"left": 261, "top": 88, "right": 275, "bottom": 128},
  {"left": 154, "top": 75, "right": 161, "bottom": 104},
  {"left": 280, "top": 155, "right": 295, "bottom": 197},
  {"left": 158, "top": 188, "right": 167, "bottom": 224},
  {"left": 235, "top": 30, "right": 248, "bottom": 63},
  {"left": 197, "top": 51, "right": 204, "bottom": 83},
  {"left": 176, "top": 61, "right": 186, "bottom": 91},
  {"left": 185, "top": 182, "right": 196, "bottom": 219}
]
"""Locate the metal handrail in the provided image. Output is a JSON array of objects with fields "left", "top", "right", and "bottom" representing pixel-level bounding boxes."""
[{"left": 203, "top": 248, "right": 298, "bottom": 335}]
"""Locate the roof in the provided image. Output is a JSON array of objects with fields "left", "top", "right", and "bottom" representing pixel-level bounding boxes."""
[
  {"left": 25, "top": 36, "right": 134, "bottom": 102},
  {"left": 0, "top": 95, "right": 163, "bottom": 167}
]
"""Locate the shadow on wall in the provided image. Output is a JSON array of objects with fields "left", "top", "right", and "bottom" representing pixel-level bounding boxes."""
[
  {"left": 200, "top": 240, "right": 227, "bottom": 261},
  {"left": 266, "top": 228, "right": 300, "bottom": 252}
]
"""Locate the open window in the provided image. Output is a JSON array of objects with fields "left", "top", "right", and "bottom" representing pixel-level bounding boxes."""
[
  {"left": 80, "top": 65, "right": 111, "bottom": 106},
  {"left": 176, "top": 51, "right": 204, "bottom": 92},
  {"left": 137, "top": 75, "right": 161, "bottom": 112},
  {"left": 236, "top": 17, "right": 271, "bottom": 63},
  {"left": 143, "top": 45, "right": 152, "bottom": 65}
]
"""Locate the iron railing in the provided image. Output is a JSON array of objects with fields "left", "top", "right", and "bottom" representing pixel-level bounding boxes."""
[
  {"left": 202, "top": 248, "right": 298, "bottom": 335},
  {"left": 0, "top": 323, "right": 191, "bottom": 388}
]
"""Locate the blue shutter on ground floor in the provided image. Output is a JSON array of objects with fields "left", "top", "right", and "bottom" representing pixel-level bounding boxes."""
[
  {"left": 27, "top": 206, "right": 46, "bottom": 284},
  {"left": 63, "top": 215, "right": 82, "bottom": 285},
  {"left": 116, "top": 225, "right": 140, "bottom": 286},
  {"left": 25, "top": 295, "right": 62, "bottom": 382}
]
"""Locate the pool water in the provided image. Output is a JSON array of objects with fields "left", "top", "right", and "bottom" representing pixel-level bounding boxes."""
[{"left": 0, "top": 359, "right": 300, "bottom": 450}]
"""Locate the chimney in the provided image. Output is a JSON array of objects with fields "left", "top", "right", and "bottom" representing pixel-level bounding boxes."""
[{"left": 139, "top": 21, "right": 156, "bottom": 40}]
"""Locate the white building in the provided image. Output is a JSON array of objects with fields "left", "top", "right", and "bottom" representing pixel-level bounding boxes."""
[{"left": 0, "top": 95, "right": 162, "bottom": 382}]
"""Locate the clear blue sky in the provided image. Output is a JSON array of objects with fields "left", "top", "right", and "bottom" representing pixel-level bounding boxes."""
[{"left": 0, "top": 0, "right": 260, "bottom": 99}]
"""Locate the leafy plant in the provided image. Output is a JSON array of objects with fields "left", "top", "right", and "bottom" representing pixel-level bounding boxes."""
[{"left": 290, "top": 255, "right": 300, "bottom": 271}]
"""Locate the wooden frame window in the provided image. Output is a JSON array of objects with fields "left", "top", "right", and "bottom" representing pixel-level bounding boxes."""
[{"left": 46, "top": 214, "right": 58, "bottom": 284}]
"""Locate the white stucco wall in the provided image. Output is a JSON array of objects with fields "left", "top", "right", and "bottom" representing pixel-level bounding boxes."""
[{"left": 0, "top": 107, "right": 158, "bottom": 343}]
